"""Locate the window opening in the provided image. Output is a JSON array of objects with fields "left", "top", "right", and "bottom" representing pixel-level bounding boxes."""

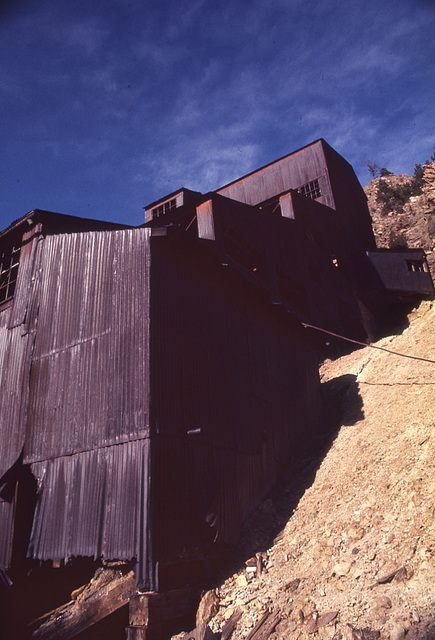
[
  {"left": 152, "top": 198, "right": 177, "bottom": 219},
  {"left": 298, "top": 178, "right": 321, "bottom": 200},
  {"left": 406, "top": 260, "right": 426, "bottom": 273},
  {"left": 0, "top": 243, "right": 21, "bottom": 304}
]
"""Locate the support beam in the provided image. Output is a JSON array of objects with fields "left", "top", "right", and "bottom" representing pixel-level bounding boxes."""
[
  {"left": 126, "top": 587, "right": 197, "bottom": 640},
  {"left": 31, "top": 567, "right": 135, "bottom": 640}
]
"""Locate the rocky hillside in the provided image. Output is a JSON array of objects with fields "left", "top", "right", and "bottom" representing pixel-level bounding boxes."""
[
  {"left": 174, "top": 301, "right": 435, "bottom": 640},
  {"left": 364, "top": 162, "right": 435, "bottom": 273}
]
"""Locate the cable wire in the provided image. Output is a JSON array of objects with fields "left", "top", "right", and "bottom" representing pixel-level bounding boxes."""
[{"left": 301, "top": 322, "right": 435, "bottom": 365}]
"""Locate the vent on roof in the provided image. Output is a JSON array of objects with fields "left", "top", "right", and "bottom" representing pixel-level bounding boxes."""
[{"left": 0, "top": 243, "right": 21, "bottom": 304}]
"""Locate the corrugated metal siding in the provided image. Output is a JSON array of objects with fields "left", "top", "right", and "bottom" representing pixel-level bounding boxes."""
[
  {"left": 150, "top": 236, "right": 319, "bottom": 562},
  {"left": 0, "top": 226, "right": 156, "bottom": 587},
  {"left": 24, "top": 228, "right": 151, "bottom": 462},
  {"left": 0, "top": 499, "right": 15, "bottom": 569},
  {"left": 28, "top": 439, "right": 154, "bottom": 588},
  {"left": 0, "top": 306, "right": 34, "bottom": 479},
  {"left": 8, "top": 224, "right": 42, "bottom": 330},
  {"left": 321, "top": 143, "right": 376, "bottom": 249},
  {"left": 217, "top": 141, "right": 334, "bottom": 209},
  {"left": 150, "top": 237, "right": 259, "bottom": 452}
]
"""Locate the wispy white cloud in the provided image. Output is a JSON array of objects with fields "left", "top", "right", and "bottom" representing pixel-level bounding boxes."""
[
  {"left": 52, "top": 19, "right": 110, "bottom": 56},
  {"left": 0, "top": 0, "right": 434, "bottom": 230},
  {"left": 165, "top": 0, "right": 208, "bottom": 39},
  {"left": 133, "top": 129, "right": 260, "bottom": 195}
]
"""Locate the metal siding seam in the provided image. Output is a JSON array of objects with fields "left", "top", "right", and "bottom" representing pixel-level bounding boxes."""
[{"left": 28, "top": 441, "right": 150, "bottom": 565}]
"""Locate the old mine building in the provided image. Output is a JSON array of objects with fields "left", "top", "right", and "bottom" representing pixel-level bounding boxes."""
[{"left": 0, "top": 139, "right": 433, "bottom": 639}]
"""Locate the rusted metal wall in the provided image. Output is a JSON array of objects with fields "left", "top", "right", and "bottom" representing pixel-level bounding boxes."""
[
  {"left": 28, "top": 439, "right": 153, "bottom": 587},
  {"left": 0, "top": 307, "right": 35, "bottom": 480},
  {"left": 208, "top": 193, "right": 370, "bottom": 342},
  {"left": 217, "top": 140, "right": 334, "bottom": 209},
  {"left": 149, "top": 234, "right": 319, "bottom": 567},
  {"left": 0, "top": 226, "right": 42, "bottom": 570},
  {"left": 21, "top": 227, "right": 154, "bottom": 586},
  {"left": 0, "top": 500, "right": 15, "bottom": 573},
  {"left": 1, "top": 226, "right": 155, "bottom": 586},
  {"left": 24, "top": 229, "right": 151, "bottom": 462},
  {"left": 321, "top": 143, "right": 376, "bottom": 249},
  {"left": 216, "top": 139, "right": 376, "bottom": 252}
]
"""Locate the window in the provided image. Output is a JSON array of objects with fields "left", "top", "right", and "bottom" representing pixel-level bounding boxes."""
[
  {"left": 298, "top": 178, "right": 321, "bottom": 200},
  {"left": 0, "top": 243, "right": 21, "bottom": 304},
  {"left": 152, "top": 198, "right": 177, "bottom": 219},
  {"left": 406, "top": 259, "right": 426, "bottom": 273}
]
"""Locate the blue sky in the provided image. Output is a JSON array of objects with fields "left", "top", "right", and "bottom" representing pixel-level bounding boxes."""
[{"left": 1, "top": 0, "right": 434, "bottom": 230}]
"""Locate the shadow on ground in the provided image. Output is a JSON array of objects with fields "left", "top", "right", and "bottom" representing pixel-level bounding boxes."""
[{"left": 220, "top": 373, "right": 364, "bottom": 577}]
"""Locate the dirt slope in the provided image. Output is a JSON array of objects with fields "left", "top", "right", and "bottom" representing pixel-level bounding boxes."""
[{"left": 187, "top": 301, "right": 435, "bottom": 640}]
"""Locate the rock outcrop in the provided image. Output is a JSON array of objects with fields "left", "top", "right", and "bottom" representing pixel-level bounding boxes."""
[{"left": 364, "top": 163, "right": 435, "bottom": 273}]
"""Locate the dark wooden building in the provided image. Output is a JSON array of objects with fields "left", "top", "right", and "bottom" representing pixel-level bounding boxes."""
[{"left": 0, "top": 140, "right": 433, "bottom": 640}]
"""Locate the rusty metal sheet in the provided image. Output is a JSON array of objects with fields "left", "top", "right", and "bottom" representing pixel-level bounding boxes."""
[
  {"left": 8, "top": 223, "right": 42, "bottom": 330},
  {"left": 28, "top": 438, "right": 154, "bottom": 589},
  {"left": 24, "top": 228, "right": 151, "bottom": 463},
  {"left": 0, "top": 500, "right": 15, "bottom": 570},
  {"left": 148, "top": 234, "right": 320, "bottom": 567},
  {"left": 0, "top": 308, "right": 34, "bottom": 479},
  {"left": 217, "top": 140, "right": 334, "bottom": 209}
]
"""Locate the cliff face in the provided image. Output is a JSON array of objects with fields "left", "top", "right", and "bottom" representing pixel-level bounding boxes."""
[{"left": 364, "top": 163, "right": 435, "bottom": 273}]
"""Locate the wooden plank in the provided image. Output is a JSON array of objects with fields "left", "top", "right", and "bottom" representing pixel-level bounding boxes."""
[
  {"left": 197, "top": 200, "right": 215, "bottom": 240},
  {"left": 253, "top": 611, "right": 280, "bottom": 640},
  {"left": 221, "top": 609, "right": 242, "bottom": 640},
  {"left": 129, "top": 587, "right": 196, "bottom": 626},
  {"left": 31, "top": 568, "right": 136, "bottom": 640},
  {"left": 245, "top": 610, "right": 280, "bottom": 640}
]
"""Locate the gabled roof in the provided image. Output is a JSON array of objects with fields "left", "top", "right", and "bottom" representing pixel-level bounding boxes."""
[{"left": 0, "top": 209, "right": 131, "bottom": 240}]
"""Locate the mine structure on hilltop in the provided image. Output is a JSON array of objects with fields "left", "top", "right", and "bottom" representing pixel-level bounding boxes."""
[{"left": 0, "top": 139, "right": 433, "bottom": 640}]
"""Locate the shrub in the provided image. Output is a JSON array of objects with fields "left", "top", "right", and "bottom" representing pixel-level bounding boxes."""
[
  {"left": 366, "top": 160, "right": 379, "bottom": 179},
  {"left": 376, "top": 166, "right": 423, "bottom": 215},
  {"left": 380, "top": 167, "right": 393, "bottom": 177}
]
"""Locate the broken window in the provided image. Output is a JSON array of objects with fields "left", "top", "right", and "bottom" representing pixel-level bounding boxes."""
[
  {"left": 0, "top": 243, "right": 21, "bottom": 304},
  {"left": 406, "top": 259, "right": 426, "bottom": 273},
  {"left": 298, "top": 179, "right": 321, "bottom": 200},
  {"left": 152, "top": 198, "right": 177, "bottom": 219}
]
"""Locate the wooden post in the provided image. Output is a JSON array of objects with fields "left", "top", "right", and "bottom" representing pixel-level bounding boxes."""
[{"left": 126, "top": 588, "right": 197, "bottom": 640}]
